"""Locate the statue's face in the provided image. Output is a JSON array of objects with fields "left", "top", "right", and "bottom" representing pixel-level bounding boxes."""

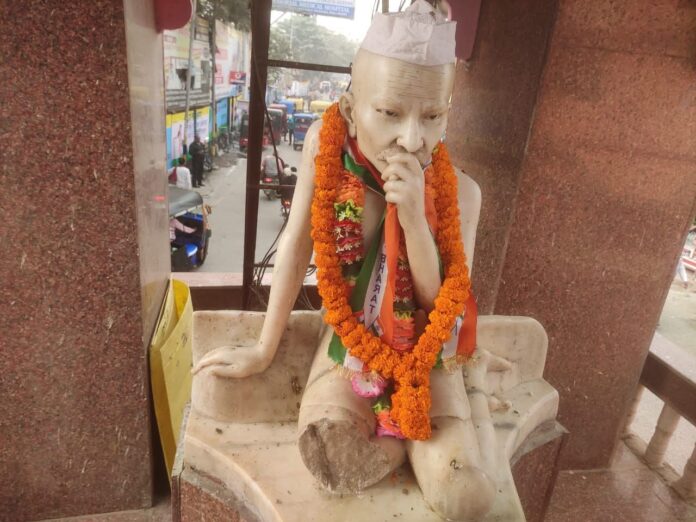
[{"left": 339, "top": 50, "right": 455, "bottom": 172}]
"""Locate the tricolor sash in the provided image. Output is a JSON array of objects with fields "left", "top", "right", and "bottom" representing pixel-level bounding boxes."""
[{"left": 328, "top": 140, "right": 477, "bottom": 376}]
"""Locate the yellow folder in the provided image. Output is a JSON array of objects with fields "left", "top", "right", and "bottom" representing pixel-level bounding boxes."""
[{"left": 149, "top": 279, "right": 193, "bottom": 479}]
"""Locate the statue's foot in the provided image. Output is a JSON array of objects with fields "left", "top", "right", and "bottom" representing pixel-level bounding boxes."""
[
  {"left": 298, "top": 417, "right": 405, "bottom": 494},
  {"left": 408, "top": 417, "right": 496, "bottom": 521},
  {"left": 422, "top": 465, "right": 496, "bottom": 522}
]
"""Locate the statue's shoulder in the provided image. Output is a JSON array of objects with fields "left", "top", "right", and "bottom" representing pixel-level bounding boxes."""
[
  {"left": 304, "top": 119, "right": 324, "bottom": 159},
  {"left": 453, "top": 167, "right": 482, "bottom": 208}
]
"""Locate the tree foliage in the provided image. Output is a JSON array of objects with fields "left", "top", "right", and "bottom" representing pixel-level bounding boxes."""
[
  {"left": 269, "top": 14, "right": 357, "bottom": 83},
  {"left": 198, "top": 0, "right": 250, "bottom": 31}
]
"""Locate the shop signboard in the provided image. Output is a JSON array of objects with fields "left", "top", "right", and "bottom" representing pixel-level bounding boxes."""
[
  {"left": 195, "top": 107, "right": 211, "bottom": 140},
  {"left": 229, "top": 71, "right": 246, "bottom": 84},
  {"left": 216, "top": 98, "right": 229, "bottom": 129},
  {"left": 272, "top": 0, "right": 354, "bottom": 19}
]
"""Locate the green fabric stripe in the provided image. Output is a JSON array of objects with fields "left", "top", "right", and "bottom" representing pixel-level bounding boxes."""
[
  {"left": 328, "top": 217, "right": 385, "bottom": 366},
  {"left": 350, "top": 217, "right": 384, "bottom": 310},
  {"left": 343, "top": 153, "right": 383, "bottom": 195}
]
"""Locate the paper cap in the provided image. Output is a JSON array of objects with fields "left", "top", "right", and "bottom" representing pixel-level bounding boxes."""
[{"left": 359, "top": 0, "right": 456, "bottom": 66}]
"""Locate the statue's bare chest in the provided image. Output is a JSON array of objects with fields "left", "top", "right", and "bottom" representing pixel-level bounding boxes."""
[{"left": 362, "top": 189, "right": 387, "bottom": 249}]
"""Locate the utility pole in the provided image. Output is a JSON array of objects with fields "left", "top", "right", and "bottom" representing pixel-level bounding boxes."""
[
  {"left": 183, "top": 0, "right": 197, "bottom": 154},
  {"left": 209, "top": 0, "right": 218, "bottom": 156}
]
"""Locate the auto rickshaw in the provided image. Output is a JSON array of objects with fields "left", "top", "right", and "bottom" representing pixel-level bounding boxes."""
[
  {"left": 309, "top": 100, "right": 332, "bottom": 117},
  {"left": 267, "top": 108, "right": 284, "bottom": 144},
  {"left": 269, "top": 103, "right": 288, "bottom": 139},
  {"left": 286, "top": 97, "right": 305, "bottom": 112},
  {"left": 292, "top": 112, "right": 317, "bottom": 151},
  {"left": 239, "top": 113, "right": 273, "bottom": 150},
  {"left": 169, "top": 185, "right": 212, "bottom": 271},
  {"left": 278, "top": 99, "right": 295, "bottom": 116}
]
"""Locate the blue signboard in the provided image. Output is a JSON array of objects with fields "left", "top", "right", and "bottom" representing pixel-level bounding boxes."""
[
  {"left": 272, "top": 0, "right": 355, "bottom": 19},
  {"left": 217, "top": 98, "right": 229, "bottom": 129}
]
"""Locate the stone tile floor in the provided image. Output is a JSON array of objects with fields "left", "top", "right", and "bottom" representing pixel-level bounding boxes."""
[
  {"left": 44, "top": 442, "right": 696, "bottom": 522},
  {"left": 546, "top": 442, "right": 696, "bottom": 521},
  {"left": 42, "top": 497, "right": 171, "bottom": 522}
]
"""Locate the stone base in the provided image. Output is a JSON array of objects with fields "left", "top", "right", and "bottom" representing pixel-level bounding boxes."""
[
  {"left": 176, "top": 311, "right": 563, "bottom": 521},
  {"left": 177, "top": 411, "right": 564, "bottom": 522},
  {"left": 512, "top": 422, "right": 568, "bottom": 522},
  {"left": 178, "top": 469, "right": 259, "bottom": 522}
]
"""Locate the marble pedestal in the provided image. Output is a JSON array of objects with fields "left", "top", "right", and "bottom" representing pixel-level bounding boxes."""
[{"left": 176, "top": 311, "right": 562, "bottom": 521}]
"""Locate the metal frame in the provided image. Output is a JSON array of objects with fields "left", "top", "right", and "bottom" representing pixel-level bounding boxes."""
[{"left": 242, "top": 1, "right": 356, "bottom": 309}]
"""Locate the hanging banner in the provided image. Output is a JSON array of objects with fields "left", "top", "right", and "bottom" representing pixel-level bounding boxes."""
[{"left": 272, "top": 0, "right": 355, "bottom": 19}]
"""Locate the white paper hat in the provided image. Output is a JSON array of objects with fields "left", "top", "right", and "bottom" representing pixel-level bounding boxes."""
[{"left": 360, "top": 0, "right": 456, "bottom": 66}]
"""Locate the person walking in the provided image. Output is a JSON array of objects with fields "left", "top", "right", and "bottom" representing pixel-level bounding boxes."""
[
  {"left": 287, "top": 115, "right": 295, "bottom": 146},
  {"left": 168, "top": 157, "right": 192, "bottom": 189},
  {"left": 188, "top": 135, "right": 206, "bottom": 188}
]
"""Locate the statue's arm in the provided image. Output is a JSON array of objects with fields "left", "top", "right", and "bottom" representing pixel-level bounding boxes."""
[
  {"left": 255, "top": 121, "right": 322, "bottom": 362},
  {"left": 192, "top": 121, "right": 321, "bottom": 378},
  {"left": 456, "top": 170, "right": 481, "bottom": 276}
]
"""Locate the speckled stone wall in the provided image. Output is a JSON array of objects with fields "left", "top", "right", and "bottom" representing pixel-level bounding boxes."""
[
  {"left": 0, "top": 1, "right": 169, "bottom": 519},
  {"left": 490, "top": 0, "right": 696, "bottom": 469},
  {"left": 447, "top": 0, "right": 559, "bottom": 313}
]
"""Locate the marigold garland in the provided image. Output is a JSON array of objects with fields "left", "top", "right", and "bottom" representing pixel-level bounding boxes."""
[{"left": 311, "top": 104, "right": 472, "bottom": 441}]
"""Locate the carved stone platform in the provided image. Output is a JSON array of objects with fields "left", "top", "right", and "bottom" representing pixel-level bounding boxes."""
[{"left": 176, "top": 311, "right": 563, "bottom": 522}]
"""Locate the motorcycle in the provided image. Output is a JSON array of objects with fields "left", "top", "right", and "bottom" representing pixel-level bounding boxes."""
[
  {"left": 261, "top": 155, "right": 286, "bottom": 200},
  {"left": 262, "top": 174, "right": 279, "bottom": 200},
  {"left": 279, "top": 171, "right": 297, "bottom": 219},
  {"left": 280, "top": 195, "right": 291, "bottom": 218}
]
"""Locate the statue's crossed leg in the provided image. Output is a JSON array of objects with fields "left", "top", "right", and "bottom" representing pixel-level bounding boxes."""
[{"left": 298, "top": 327, "right": 496, "bottom": 521}]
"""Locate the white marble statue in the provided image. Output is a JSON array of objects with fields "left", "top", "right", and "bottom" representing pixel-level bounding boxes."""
[{"left": 190, "top": 3, "right": 557, "bottom": 521}]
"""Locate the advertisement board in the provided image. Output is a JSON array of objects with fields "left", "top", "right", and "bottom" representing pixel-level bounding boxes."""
[
  {"left": 167, "top": 111, "right": 195, "bottom": 165},
  {"left": 195, "top": 107, "right": 211, "bottom": 141}
]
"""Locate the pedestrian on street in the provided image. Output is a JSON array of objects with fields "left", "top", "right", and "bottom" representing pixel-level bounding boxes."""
[
  {"left": 189, "top": 135, "right": 206, "bottom": 188},
  {"left": 168, "top": 157, "right": 192, "bottom": 190},
  {"left": 287, "top": 116, "right": 295, "bottom": 146}
]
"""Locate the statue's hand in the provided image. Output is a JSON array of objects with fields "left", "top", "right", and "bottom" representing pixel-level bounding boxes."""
[
  {"left": 464, "top": 347, "right": 513, "bottom": 394},
  {"left": 191, "top": 345, "right": 271, "bottom": 379},
  {"left": 381, "top": 152, "right": 427, "bottom": 232}
]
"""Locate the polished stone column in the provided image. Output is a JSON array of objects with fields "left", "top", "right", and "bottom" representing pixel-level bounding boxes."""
[
  {"left": 449, "top": 0, "right": 696, "bottom": 469},
  {"left": 448, "top": 0, "right": 559, "bottom": 313},
  {"left": 0, "top": 0, "right": 169, "bottom": 518}
]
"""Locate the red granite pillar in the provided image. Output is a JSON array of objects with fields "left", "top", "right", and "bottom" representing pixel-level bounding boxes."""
[
  {"left": 448, "top": 0, "right": 559, "bottom": 313},
  {"left": 0, "top": 1, "right": 169, "bottom": 519},
  {"left": 492, "top": 1, "right": 696, "bottom": 468}
]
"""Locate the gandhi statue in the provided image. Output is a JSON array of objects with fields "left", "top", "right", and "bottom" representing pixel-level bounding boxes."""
[{"left": 193, "top": 3, "right": 506, "bottom": 520}]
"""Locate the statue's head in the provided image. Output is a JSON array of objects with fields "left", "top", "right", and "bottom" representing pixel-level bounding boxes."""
[{"left": 338, "top": 0, "right": 456, "bottom": 172}]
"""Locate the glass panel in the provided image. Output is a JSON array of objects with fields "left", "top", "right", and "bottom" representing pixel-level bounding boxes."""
[
  {"left": 254, "top": 67, "right": 350, "bottom": 269},
  {"left": 269, "top": 3, "right": 409, "bottom": 67}
]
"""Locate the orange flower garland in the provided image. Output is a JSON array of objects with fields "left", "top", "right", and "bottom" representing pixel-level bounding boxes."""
[{"left": 311, "top": 104, "right": 472, "bottom": 441}]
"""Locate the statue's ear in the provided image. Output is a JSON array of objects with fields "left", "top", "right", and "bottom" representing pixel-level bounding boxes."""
[{"left": 339, "top": 92, "right": 357, "bottom": 138}]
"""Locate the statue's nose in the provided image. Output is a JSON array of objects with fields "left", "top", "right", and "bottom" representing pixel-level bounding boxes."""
[{"left": 396, "top": 116, "right": 424, "bottom": 153}]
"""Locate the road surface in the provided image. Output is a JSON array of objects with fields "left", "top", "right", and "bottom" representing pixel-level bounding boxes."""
[{"left": 198, "top": 141, "right": 303, "bottom": 273}]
